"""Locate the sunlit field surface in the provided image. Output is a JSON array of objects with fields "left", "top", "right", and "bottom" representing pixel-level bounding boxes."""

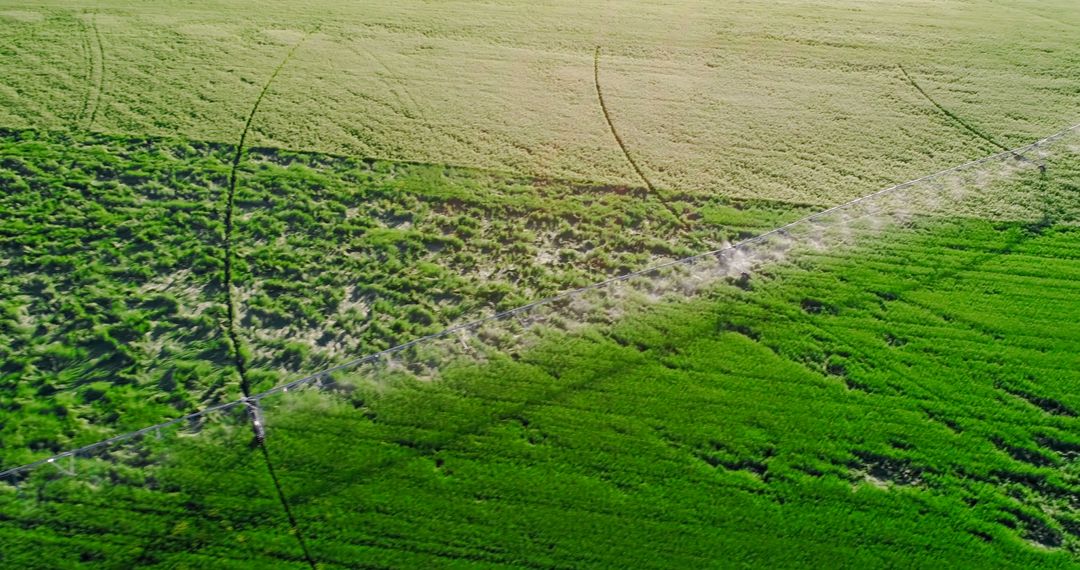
[
  {"left": 2, "top": 0, "right": 1079, "bottom": 202},
  {"left": 1, "top": 0, "right": 1078, "bottom": 567}
]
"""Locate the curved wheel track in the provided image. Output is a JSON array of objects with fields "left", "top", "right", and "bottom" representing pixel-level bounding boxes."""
[
  {"left": 593, "top": 46, "right": 688, "bottom": 227},
  {"left": 897, "top": 64, "right": 1025, "bottom": 162},
  {"left": 85, "top": 12, "right": 106, "bottom": 129},
  {"left": 221, "top": 27, "right": 321, "bottom": 570}
]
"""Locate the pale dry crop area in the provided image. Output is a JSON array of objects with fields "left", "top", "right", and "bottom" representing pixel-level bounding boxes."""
[{"left": 1, "top": 0, "right": 1078, "bottom": 205}]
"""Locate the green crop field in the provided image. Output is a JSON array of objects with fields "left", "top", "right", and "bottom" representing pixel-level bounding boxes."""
[
  {"left": 1, "top": 0, "right": 1079, "bottom": 567},
  {"left": 4, "top": 186, "right": 1080, "bottom": 567}
]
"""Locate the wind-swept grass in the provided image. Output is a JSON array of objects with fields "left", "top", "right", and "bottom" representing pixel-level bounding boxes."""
[{"left": 4, "top": 204, "right": 1079, "bottom": 567}]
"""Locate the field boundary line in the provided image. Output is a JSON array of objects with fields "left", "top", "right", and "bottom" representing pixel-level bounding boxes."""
[
  {"left": 1, "top": 120, "right": 1077, "bottom": 483},
  {"left": 593, "top": 46, "right": 688, "bottom": 227}
]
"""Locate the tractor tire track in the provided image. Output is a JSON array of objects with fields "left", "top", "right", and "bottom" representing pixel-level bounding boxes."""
[
  {"left": 359, "top": 44, "right": 427, "bottom": 122},
  {"left": 987, "top": 0, "right": 1078, "bottom": 31},
  {"left": 593, "top": 46, "right": 688, "bottom": 228},
  {"left": 86, "top": 13, "right": 105, "bottom": 129},
  {"left": 897, "top": 64, "right": 1026, "bottom": 162},
  {"left": 225, "top": 32, "right": 316, "bottom": 394},
  {"left": 222, "top": 28, "right": 320, "bottom": 570},
  {"left": 73, "top": 14, "right": 92, "bottom": 125}
]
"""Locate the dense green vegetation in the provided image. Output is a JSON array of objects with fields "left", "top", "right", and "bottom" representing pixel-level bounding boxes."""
[
  {"left": 230, "top": 142, "right": 814, "bottom": 385},
  {"left": 2, "top": 0, "right": 1079, "bottom": 567},
  {"left": 0, "top": 130, "right": 236, "bottom": 465},
  {"left": 3, "top": 212, "right": 1078, "bottom": 568},
  {"left": 0, "top": 128, "right": 810, "bottom": 468}
]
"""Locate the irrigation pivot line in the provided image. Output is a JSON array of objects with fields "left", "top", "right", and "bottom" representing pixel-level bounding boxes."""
[
  {"left": 1, "top": 121, "right": 1077, "bottom": 483},
  {"left": 0, "top": 399, "right": 245, "bottom": 480}
]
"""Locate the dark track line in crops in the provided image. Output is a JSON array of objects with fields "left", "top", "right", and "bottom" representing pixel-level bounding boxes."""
[
  {"left": 897, "top": 64, "right": 1025, "bottom": 161},
  {"left": 87, "top": 14, "right": 106, "bottom": 129},
  {"left": 593, "top": 46, "right": 688, "bottom": 228},
  {"left": 734, "top": 269, "right": 1053, "bottom": 434},
  {"left": 275, "top": 348, "right": 644, "bottom": 533},
  {"left": 753, "top": 221, "right": 1051, "bottom": 403},
  {"left": 355, "top": 43, "right": 427, "bottom": 122},
  {"left": 225, "top": 31, "right": 315, "bottom": 396},
  {"left": 222, "top": 29, "right": 320, "bottom": 570},
  {"left": 259, "top": 444, "right": 318, "bottom": 566},
  {"left": 987, "top": 0, "right": 1079, "bottom": 30},
  {"left": 880, "top": 226, "right": 1059, "bottom": 342},
  {"left": 73, "top": 15, "right": 92, "bottom": 125},
  {"left": 4, "top": 124, "right": 1073, "bottom": 486}
]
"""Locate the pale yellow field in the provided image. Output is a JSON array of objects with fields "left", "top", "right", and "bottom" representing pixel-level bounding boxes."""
[{"left": 1, "top": 0, "right": 1078, "bottom": 204}]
